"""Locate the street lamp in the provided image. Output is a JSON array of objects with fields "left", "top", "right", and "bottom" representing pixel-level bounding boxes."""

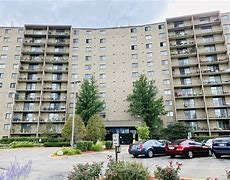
[{"left": 71, "top": 80, "right": 81, "bottom": 148}]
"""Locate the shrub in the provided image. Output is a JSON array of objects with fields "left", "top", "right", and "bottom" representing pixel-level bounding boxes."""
[
  {"left": 43, "top": 141, "right": 70, "bottom": 147},
  {"left": 105, "top": 141, "right": 113, "bottom": 149},
  {"left": 9, "top": 141, "right": 41, "bottom": 148},
  {"left": 68, "top": 162, "right": 103, "bottom": 180},
  {"left": 226, "top": 169, "right": 230, "bottom": 179},
  {"left": 137, "top": 123, "right": 150, "bottom": 140},
  {"left": 61, "top": 148, "right": 81, "bottom": 155},
  {"left": 0, "top": 137, "right": 65, "bottom": 144},
  {"left": 192, "top": 136, "right": 217, "bottom": 142},
  {"left": 76, "top": 141, "right": 93, "bottom": 151},
  {"left": 91, "top": 144, "right": 103, "bottom": 152},
  {"left": 105, "top": 160, "right": 150, "bottom": 180},
  {"left": 154, "top": 161, "right": 182, "bottom": 180}
]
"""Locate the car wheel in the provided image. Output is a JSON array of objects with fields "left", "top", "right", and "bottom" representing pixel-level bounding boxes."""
[
  {"left": 214, "top": 153, "right": 221, "bottom": 159},
  {"left": 133, "top": 154, "right": 138, "bottom": 158},
  {"left": 186, "top": 151, "right": 194, "bottom": 159},
  {"left": 146, "top": 149, "right": 154, "bottom": 158},
  {"left": 170, "top": 155, "right": 175, "bottom": 158}
]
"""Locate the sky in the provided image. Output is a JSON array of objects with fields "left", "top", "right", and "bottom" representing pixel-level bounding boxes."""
[{"left": 0, "top": 0, "right": 229, "bottom": 28}]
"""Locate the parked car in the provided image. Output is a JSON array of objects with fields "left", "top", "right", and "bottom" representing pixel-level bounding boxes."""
[
  {"left": 128, "top": 139, "right": 166, "bottom": 158},
  {"left": 212, "top": 137, "right": 230, "bottom": 158},
  {"left": 166, "top": 139, "right": 211, "bottom": 159},
  {"left": 202, "top": 138, "right": 213, "bottom": 149},
  {"left": 159, "top": 139, "right": 171, "bottom": 145}
]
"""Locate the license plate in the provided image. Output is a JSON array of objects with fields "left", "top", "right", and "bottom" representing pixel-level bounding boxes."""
[
  {"left": 168, "top": 146, "right": 174, "bottom": 150},
  {"left": 219, "top": 143, "right": 225, "bottom": 146}
]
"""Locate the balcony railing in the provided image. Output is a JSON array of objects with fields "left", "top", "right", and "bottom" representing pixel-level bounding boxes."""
[
  {"left": 175, "top": 92, "right": 203, "bottom": 97},
  {"left": 171, "top": 48, "right": 196, "bottom": 56}
]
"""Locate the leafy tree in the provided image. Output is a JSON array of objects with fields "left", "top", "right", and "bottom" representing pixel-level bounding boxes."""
[
  {"left": 86, "top": 115, "right": 106, "bottom": 143},
  {"left": 61, "top": 115, "right": 86, "bottom": 141},
  {"left": 44, "top": 121, "right": 58, "bottom": 140},
  {"left": 76, "top": 77, "right": 104, "bottom": 125},
  {"left": 127, "top": 74, "right": 165, "bottom": 133},
  {"left": 136, "top": 123, "right": 150, "bottom": 140},
  {"left": 162, "top": 122, "right": 191, "bottom": 141}
]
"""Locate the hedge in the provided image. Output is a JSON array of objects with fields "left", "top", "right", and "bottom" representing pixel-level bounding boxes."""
[
  {"left": 192, "top": 136, "right": 217, "bottom": 142},
  {"left": 0, "top": 137, "right": 67, "bottom": 144},
  {"left": 43, "top": 141, "right": 70, "bottom": 147},
  {"left": 105, "top": 141, "right": 113, "bottom": 149},
  {"left": 9, "top": 141, "right": 41, "bottom": 148}
]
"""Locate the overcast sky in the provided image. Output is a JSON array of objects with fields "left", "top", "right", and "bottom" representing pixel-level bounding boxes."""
[{"left": 0, "top": 0, "right": 229, "bottom": 28}]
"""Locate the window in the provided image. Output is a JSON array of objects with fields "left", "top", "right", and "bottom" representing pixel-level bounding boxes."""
[
  {"left": 145, "top": 26, "right": 151, "bottom": 31},
  {"left": 73, "top": 38, "right": 79, "bottom": 44},
  {"left": 0, "top": 64, "right": 6, "bottom": 68},
  {"left": 14, "top": 55, "right": 20, "bottom": 61},
  {"left": 206, "top": 55, "right": 217, "bottom": 62},
  {"left": 211, "top": 86, "right": 223, "bottom": 95},
  {"left": 85, "top": 74, "right": 92, "bottom": 79},
  {"left": 132, "top": 54, "right": 138, "bottom": 59},
  {"left": 5, "top": 29, "right": 11, "bottom": 34},
  {"left": 71, "top": 64, "right": 77, "bottom": 69},
  {"left": 5, "top": 113, "right": 11, "bottom": 119},
  {"left": 222, "top": 15, "right": 229, "bottom": 20},
  {"left": 145, "top": 35, "right": 151, "bottom": 40},
  {"left": 0, "top": 83, "right": 2, "bottom": 88},
  {"left": 131, "top": 28, "right": 137, "bottom": 33},
  {"left": 17, "top": 38, "right": 22, "bottom": 43},
  {"left": 201, "top": 26, "right": 212, "bottom": 33},
  {"left": 184, "top": 99, "right": 195, "bottom": 107},
  {"left": 161, "top": 51, "right": 168, "bottom": 56},
  {"left": 158, "top": 24, "right": 165, "bottom": 29},
  {"left": 209, "top": 75, "right": 221, "bottom": 83},
  {"left": 99, "top": 83, "right": 106, "bottom": 88},
  {"left": 146, "top": 43, "right": 152, "bottom": 49},
  {"left": 85, "top": 64, "right": 91, "bottom": 70},
  {"left": 179, "top": 67, "right": 190, "bottom": 75},
  {"left": 131, "top": 45, "right": 137, "bottom": 50},
  {"left": 204, "top": 45, "right": 215, "bottom": 52},
  {"left": 132, "top": 72, "right": 139, "bottom": 77},
  {"left": 223, "top": 24, "right": 230, "bottom": 30},
  {"left": 147, "top": 71, "right": 154, "bottom": 77},
  {"left": 11, "top": 73, "right": 17, "bottom": 79},
  {"left": 0, "top": 73, "right": 3, "bottom": 79},
  {"left": 73, "top": 29, "right": 79, "bottom": 35},
  {"left": 163, "top": 79, "right": 170, "bottom": 85},
  {"left": 203, "top": 35, "right": 214, "bottom": 43},
  {"left": 49, "top": 113, "right": 60, "bottom": 122},
  {"left": 72, "top": 47, "right": 78, "bottom": 52},
  {"left": 99, "top": 92, "right": 106, "bottom": 98},
  {"left": 13, "top": 64, "right": 19, "bottom": 69},
  {"left": 174, "top": 21, "right": 184, "bottom": 28},
  {"left": 8, "top": 92, "right": 14, "bottom": 98},
  {"left": 52, "top": 73, "right": 62, "bottom": 80},
  {"left": 215, "top": 108, "right": 228, "bottom": 118},
  {"left": 162, "top": 69, "right": 169, "bottom": 75},
  {"left": 159, "top": 33, "right": 166, "bottom": 38},
  {"left": 160, "top": 42, "right": 166, "bottom": 47},
  {"left": 164, "top": 89, "right": 171, "bottom": 95},
  {"left": 225, "top": 33, "right": 230, "bottom": 39},
  {"left": 7, "top": 103, "right": 13, "bottom": 108},
  {"left": 212, "top": 97, "right": 225, "bottom": 106},
  {"left": 165, "top": 100, "right": 172, "bottom": 106},
  {"left": 72, "top": 55, "right": 78, "bottom": 61},
  {"left": 166, "top": 111, "right": 173, "bottom": 117},
  {"left": 2, "top": 46, "right": 8, "bottom": 51},
  {"left": 100, "top": 38, "right": 106, "bottom": 43},
  {"left": 100, "top": 55, "right": 106, "bottom": 61},
  {"left": 100, "top": 47, "right": 106, "bottom": 52},
  {"left": 3, "top": 37, "right": 10, "bottom": 43},
  {"left": 100, "top": 30, "right": 106, "bottom": 35},
  {"left": 1, "top": 55, "right": 7, "bottom": 60},
  {"left": 147, "top": 61, "right": 153, "bottom": 67},
  {"left": 86, "top": 39, "right": 92, "bottom": 44},
  {"left": 178, "top": 57, "right": 189, "bottom": 65},
  {"left": 175, "top": 30, "right": 185, "bottom": 36},
  {"left": 184, "top": 110, "right": 197, "bottom": 119},
  {"left": 146, "top": 52, "right": 152, "bottom": 58},
  {"left": 86, "top": 47, "right": 92, "bottom": 52},
  {"left": 51, "top": 83, "right": 61, "bottom": 90},
  {"left": 99, "top": 64, "right": 106, "bottom": 70},
  {"left": 161, "top": 60, "right": 168, "bottom": 65},
  {"left": 86, "top": 30, "right": 92, "bottom": 35},
  {"left": 181, "top": 77, "right": 192, "bottom": 85},
  {"left": 131, "top": 36, "right": 137, "bottom": 42},
  {"left": 4, "top": 124, "right": 10, "bottom": 130},
  {"left": 18, "top": 29, "right": 23, "bottom": 34},
  {"left": 131, "top": 63, "right": 138, "bottom": 68},
  {"left": 99, "top": 73, "right": 106, "bottom": 79},
  {"left": 85, "top": 56, "right": 92, "bottom": 61},
  {"left": 199, "top": 17, "right": 210, "bottom": 23},
  {"left": 15, "top": 46, "right": 21, "bottom": 51},
  {"left": 71, "top": 74, "right": 77, "bottom": 79}
]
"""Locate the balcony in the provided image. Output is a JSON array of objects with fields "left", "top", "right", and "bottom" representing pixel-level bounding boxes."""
[
  {"left": 48, "top": 30, "right": 70, "bottom": 37},
  {"left": 167, "top": 23, "right": 193, "bottom": 31},
  {"left": 207, "top": 103, "right": 230, "bottom": 109},
  {"left": 172, "top": 62, "right": 198, "bottom": 68},
  {"left": 170, "top": 41, "right": 195, "bottom": 49},
  {"left": 19, "top": 66, "right": 43, "bottom": 73},
  {"left": 176, "top": 105, "right": 205, "bottom": 110},
  {"left": 209, "top": 115, "right": 230, "bottom": 120},
  {"left": 170, "top": 48, "right": 196, "bottom": 58},
  {"left": 15, "top": 96, "right": 40, "bottom": 102},
  {"left": 205, "top": 91, "right": 230, "bottom": 97},
  {"left": 194, "top": 18, "right": 221, "bottom": 26},
  {"left": 200, "top": 57, "right": 229, "bottom": 65},
  {"left": 174, "top": 83, "right": 202, "bottom": 88},
  {"left": 203, "top": 80, "right": 230, "bottom": 86},
  {"left": 45, "top": 58, "right": 69, "bottom": 64},
  {"left": 20, "top": 57, "right": 44, "bottom": 63},
  {"left": 22, "top": 49, "right": 45, "bottom": 55},
  {"left": 177, "top": 116, "right": 207, "bottom": 121},
  {"left": 175, "top": 92, "right": 203, "bottom": 98},
  {"left": 13, "top": 108, "right": 39, "bottom": 113},
  {"left": 39, "top": 118, "right": 65, "bottom": 123},
  {"left": 202, "top": 68, "right": 230, "bottom": 76},
  {"left": 168, "top": 32, "right": 194, "bottom": 40},
  {"left": 195, "top": 29, "right": 223, "bottom": 36},
  {"left": 42, "top": 96, "right": 67, "bottom": 102},
  {"left": 24, "top": 30, "right": 46, "bottom": 37},
  {"left": 43, "top": 86, "right": 67, "bottom": 92},
  {"left": 18, "top": 77, "right": 42, "bottom": 82},
  {"left": 12, "top": 117, "right": 38, "bottom": 123},
  {"left": 44, "top": 67, "right": 68, "bottom": 73},
  {"left": 173, "top": 71, "right": 200, "bottom": 78},
  {"left": 23, "top": 39, "right": 46, "bottom": 46},
  {"left": 40, "top": 106, "right": 66, "bottom": 112},
  {"left": 46, "top": 49, "right": 69, "bottom": 55},
  {"left": 47, "top": 39, "right": 70, "bottom": 46},
  {"left": 199, "top": 49, "right": 227, "bottom": 56},
  {"left": 197, "top": 39, "right": 225, "bottom": 46},
  {"left": 16, "top": 88, "right": 41, "bottom": 92}
]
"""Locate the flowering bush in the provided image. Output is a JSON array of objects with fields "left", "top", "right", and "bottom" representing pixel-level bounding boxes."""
[
  {"left": 0, "top": 159, "right": 32, "bottom": 180},
  {"left": 226, "top": 169, "right": 230, "bottom": 179},
  {"left": 154, "top": 161, "right": 182, "bottom": 180},
  {"left": 68, "top": 162, "right": 103, "bottom": 180}
]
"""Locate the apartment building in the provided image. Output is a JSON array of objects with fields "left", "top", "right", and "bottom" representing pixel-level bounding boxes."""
[{"left": 0, "top": 11, "right": 229, "bottom": 139}]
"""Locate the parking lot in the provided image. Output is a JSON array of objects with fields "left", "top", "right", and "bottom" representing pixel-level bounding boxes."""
[{"left": 0, "top": 146, "right": 229, "bottom": 180}]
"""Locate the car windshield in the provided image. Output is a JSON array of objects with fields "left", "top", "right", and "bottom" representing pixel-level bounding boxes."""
[{"left": 171, "top": 139, "right": 185, "bottom": 145}]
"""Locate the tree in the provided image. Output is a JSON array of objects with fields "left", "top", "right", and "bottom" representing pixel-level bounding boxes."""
[
  {"left": 86, "top": 115, "right": 106, "bottom": 143},
  {"left": 162, "top": 122, "right": 191, "bottom": 141},
  {"left": 76, "top": 77, "right": 104, "bottom": 125},
  {"left": 136, "top": 123, "right": 150, "bottom": 140},
  {"left": 127, "top": 74, "right": 165, "bottom": 133},
  {"left": 61, "top": 115, "right": 86, "bottom": 141}
]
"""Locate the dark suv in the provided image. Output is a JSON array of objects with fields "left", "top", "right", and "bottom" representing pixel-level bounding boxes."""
[{"left": 212, "top": 137, "right": 230, "bottom": 158}]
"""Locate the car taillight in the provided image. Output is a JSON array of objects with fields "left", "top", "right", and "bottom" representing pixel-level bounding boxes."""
[
  {"left": 176, "top": 145, "right": 184, "bottom": 151},
  {"left": 140, "top": 144, "right": 143, "bottom": 149}
]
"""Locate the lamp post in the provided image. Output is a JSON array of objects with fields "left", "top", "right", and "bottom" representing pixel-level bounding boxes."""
[{"left": 71, "top": 80, "right": 81, "bottom": 148}]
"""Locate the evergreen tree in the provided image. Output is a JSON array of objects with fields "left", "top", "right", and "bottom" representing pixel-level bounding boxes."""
[
  {"left": 127, "top": 74, "right": 165, "bottom": 133},
  {"left": 61, "top": 115, "right": 86, "bottom": 141},
  {"left": 76, "top": 77, "right": 104, "bottom": 125}
]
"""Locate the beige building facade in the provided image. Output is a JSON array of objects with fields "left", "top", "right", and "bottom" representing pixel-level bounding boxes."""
[{"left": 0, "top": 11, "right": 229, "bottom": 140}]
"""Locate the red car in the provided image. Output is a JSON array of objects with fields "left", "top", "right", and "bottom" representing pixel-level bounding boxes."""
[{"left": 165, "top": 139, "right": 211, "bottom": 159}]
